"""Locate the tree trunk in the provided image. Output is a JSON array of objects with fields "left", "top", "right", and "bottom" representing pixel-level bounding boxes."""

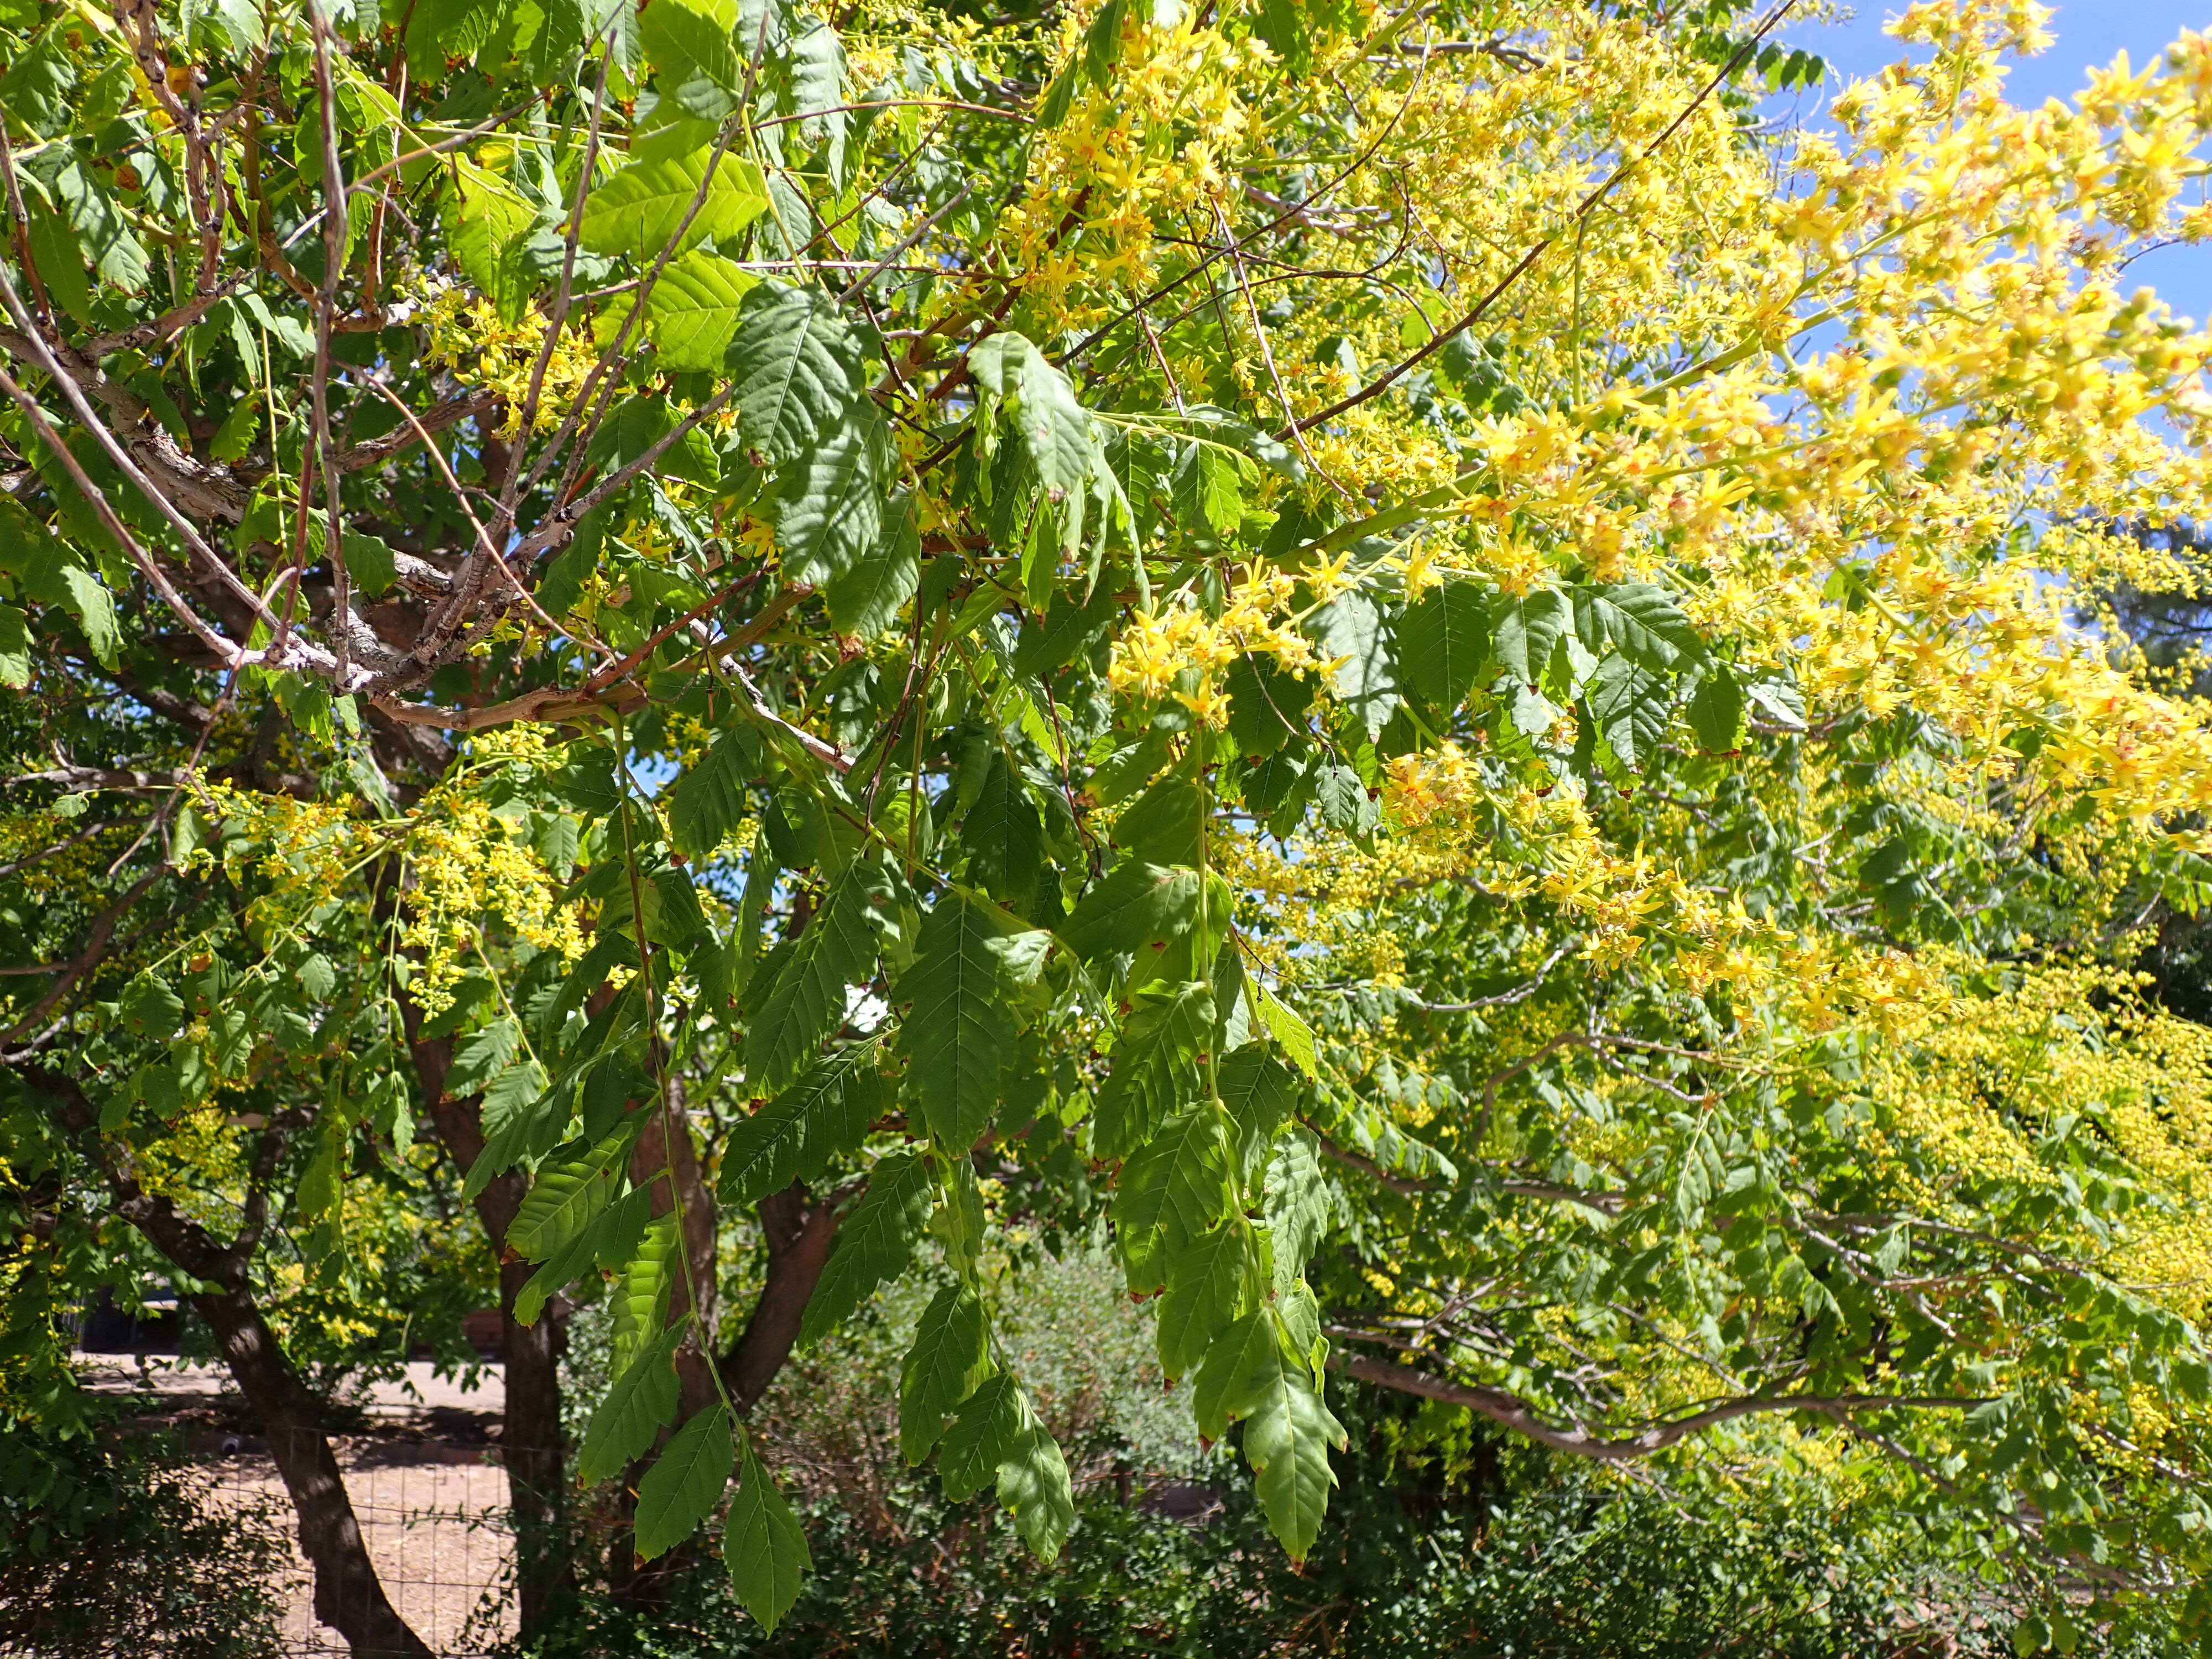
[
  {"left": 192, "top": 1281, "right": 435, "bottom": 1658},
  {"left": 404, "top": 1017, "right": 574, "bottom": 1640},
  {"left": 719, "top": 1181, "right": 847, "bottom": 1412},
  {"left": 29, "top": 1068, "right": 432, "bottom": 1659}
]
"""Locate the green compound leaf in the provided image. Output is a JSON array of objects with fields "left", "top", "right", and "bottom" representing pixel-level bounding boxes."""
[
  {"left": 634, "top": 1404, "right": 734, "bottom": 1561},
  {"left": 799, "top": 1152, "right": 932, "bottom": 1347},
  {"left": 724, "top": 279, "right": 870, "bottom": 465},
  {"left": 899, "top": 1281, "right": 992, "bottom": 1464},
  {"left": 726, "top": 1439, "right": 810, "bottom": 1632}
]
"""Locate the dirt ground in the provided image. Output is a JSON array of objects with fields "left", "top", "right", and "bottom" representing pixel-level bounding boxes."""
[{"left": 77, "top": 1357, "right": 520, "bottom": 1657}]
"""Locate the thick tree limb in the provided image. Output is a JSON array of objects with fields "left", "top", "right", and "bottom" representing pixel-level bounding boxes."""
[{"left": 718, "top": 1180, "right": 849, "bottom": 1413}]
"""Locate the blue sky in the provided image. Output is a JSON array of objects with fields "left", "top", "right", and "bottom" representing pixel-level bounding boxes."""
[{"left": 1773, "top": 0, "right": 2212, "bottom": 321}]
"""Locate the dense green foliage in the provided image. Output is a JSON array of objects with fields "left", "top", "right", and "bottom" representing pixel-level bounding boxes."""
[{"left": 7, "top": 0, "right": 2212, "bottom": 1649}]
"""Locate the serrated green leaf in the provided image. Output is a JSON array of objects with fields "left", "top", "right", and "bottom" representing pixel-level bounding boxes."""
[
  {"left": 1253, "top": 984, "right": 1318, "bottom": 1079},
  {"left": 778, "top": 408, "right": 893, "bottom": 586},
  {"left": 1157, "top": 1222, "right": 1261, "bottom": 1380},
  {"left": 514, "top": 1182, "right": 652, "bottom": 1326},
  {"left": 998, "top": 1417, "right": 1075, "bottom": 1563},
  {"left": 938, "top": 1371, "right": 1022, "bottom": 1500},
  {"left": 635, "top": 1404, "right": 734, "bottom": 1560},
  {"left": 1217, "top": 1042, "right": 1301, "bottom": 1173},
  {"left": 726, "top": 279, "right": 869, "bottom": 465},
  {"left": 646, "top": 250, "right": 760, "bottom": 371},
  {"left": 1587, "top": 653, "right": 1668, "bottom": 771},
  {"left": 579, "top": 146, "right": 768, "bottom": 263},
  {"left": 1240, "top": 1329, "right": 1345, "bottom": 1563},
  {"left": 744, "top": 857, "right": 890, "bottom": 1090},
  {"left": 121, "top": 974, "right": 185, "bottom": 1038},
  {"left": 900, "top": 1282, "right": 991, "bottom": 1463},
  {"left": 1573, "top": 582, "right": 1704, "bottom": 670},
  {"left": 26, "top": 200, "right": 91, "bottom": 326},
  {"left": 1174, "top": 442, "right": 1243, "bottom": 538},
  {"left": 1399, "top": 582, "right": 1490, "bottom": 710},
  {"left": 1688, "top": 660, "right": 1744, "bottom": 752},
  {"left": 639, "top": 0, "right": 747, "bottom": 118},
  {"left": 1060, "top": 860, "right": 1201, "bottom": 964},
  {"left": 446, "top": 159, "right": 536, "bottom": 314},
  {"left": 719, "top": 1044, "right": 881, "bottom": 1207},
  {"left": 824, "top": 491, "right": 920, "bottom": 639},
  {"left": 447, "top": 1016, "right": 522, "bottom": 1094},
  {"left": 1263, "top": 1128, "right": 1332, "bottom": 1284},
  {"left": 1036, "top": 59, "right": 1079, "bottom": 127},
  {"left": 508, "top": 1127, "right": 628, "bottom": 1260},
  {"left": 575, "top": 1317, "right": 686, "bottom": 1486},
  {"left": 610, "top": 1212, "right": 677, "bottom": 1376},
  {"left": 1224, "top": 653, "right": 1315, "bottom": 758},
  {"left": 961, "top": 752, "right": 1045, "bottom": 910},
  {"left": 1114, "top": 775, "right": 1206, "bottom": 867},
  {"left": 726, "top": 1441, "right": 810, "bottom": 1632},
  {"left": 897, "top": 894, "right": 1029, "bottom": 1151},
  {"left": 50, "top": 563, "right": 119, "bottom": 670},
  {"left": 1094, "top": 979, "right": 1213, "bottom": 1156},
  {"left": 670, "top": 730, "right": 757, "bottom": 859},
  {"left": 1308, "top": 592, "right": 1396, "bottom": 739},
  {"left": 799, "top": 1151, "right": 931, "bottom": 1345},
  {"left": 1492, "top": 588, "right": 1572, "bottom": 685},
  {"left": 0, "top": 603, "right": 30, "bottom": 690},
  {"left": 1192, "top": 1309, "right": 1274, "bottom": 1440},
  {"left": 1114, "top": 1102, "right": 1235, "bottom": 1292},
  {"left": 971, "top": 333, "right": 1097, "bottom": 500},
  {"left": 786, "top": 13, "right": 849, "bottom": 178},
  {"left": 1083, "top": 0, "right": 1128, "bottom": 86}
]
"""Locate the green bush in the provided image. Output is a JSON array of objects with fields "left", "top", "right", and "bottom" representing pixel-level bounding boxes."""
[
  {"left": 0, "top": 1414, "right": 289, "bottom": 1659},
  {"left": 521, "top": 1244, "right": 2172, "bottom": 1658}
]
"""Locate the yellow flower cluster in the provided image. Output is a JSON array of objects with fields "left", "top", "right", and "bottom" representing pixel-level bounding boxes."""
[
  {"left": 1108, "top": 567, "right": 1323, "bottom": 725},
  {"left": 399, "top": 732, "right": 583, "bottom": 1014},
  {"left": 421, "top": 289, "right": 598, "bottom": 438},
  {"left": 989, "top": 2, "right": 1279, "bottom": 333}
]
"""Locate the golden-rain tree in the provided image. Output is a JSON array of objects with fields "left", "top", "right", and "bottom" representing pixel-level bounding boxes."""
[{"left": 6, "top": 0, "right": 2212, "bottom": 1648}]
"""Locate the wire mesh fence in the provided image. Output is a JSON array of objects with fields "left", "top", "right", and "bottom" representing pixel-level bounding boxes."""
[{"left": 199, "top": 1423, "right": 527, "bottom": 1658}]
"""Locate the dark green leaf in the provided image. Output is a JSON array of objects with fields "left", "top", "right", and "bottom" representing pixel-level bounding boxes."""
[
  {"left": 744, "top": 857, "right": 891, "bottom": 1090},
  {"left": 1059, "top": 860, "right": 1201, "bottom": 963},
  {"left": 726, "top": 1440, "right": 810, "bottom": 1632},
  {"left": 799, "top": 1151, "right": 932, "bottom": 1345},
  {"left": 900, "top": 1282, "right": 991, "bottom": 1463},
  {"left": 726, "top": 280, "right": 869, "bottom": 465},
  {"left": 719, "top": 1044, "right": 882, "bottom": 1206},
  {"left": 1398, "top": 582, "right": 1490, "bottom": 710},
  {"left": 634, "top": 1404, "right": 734, "bottom": 1560}
]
